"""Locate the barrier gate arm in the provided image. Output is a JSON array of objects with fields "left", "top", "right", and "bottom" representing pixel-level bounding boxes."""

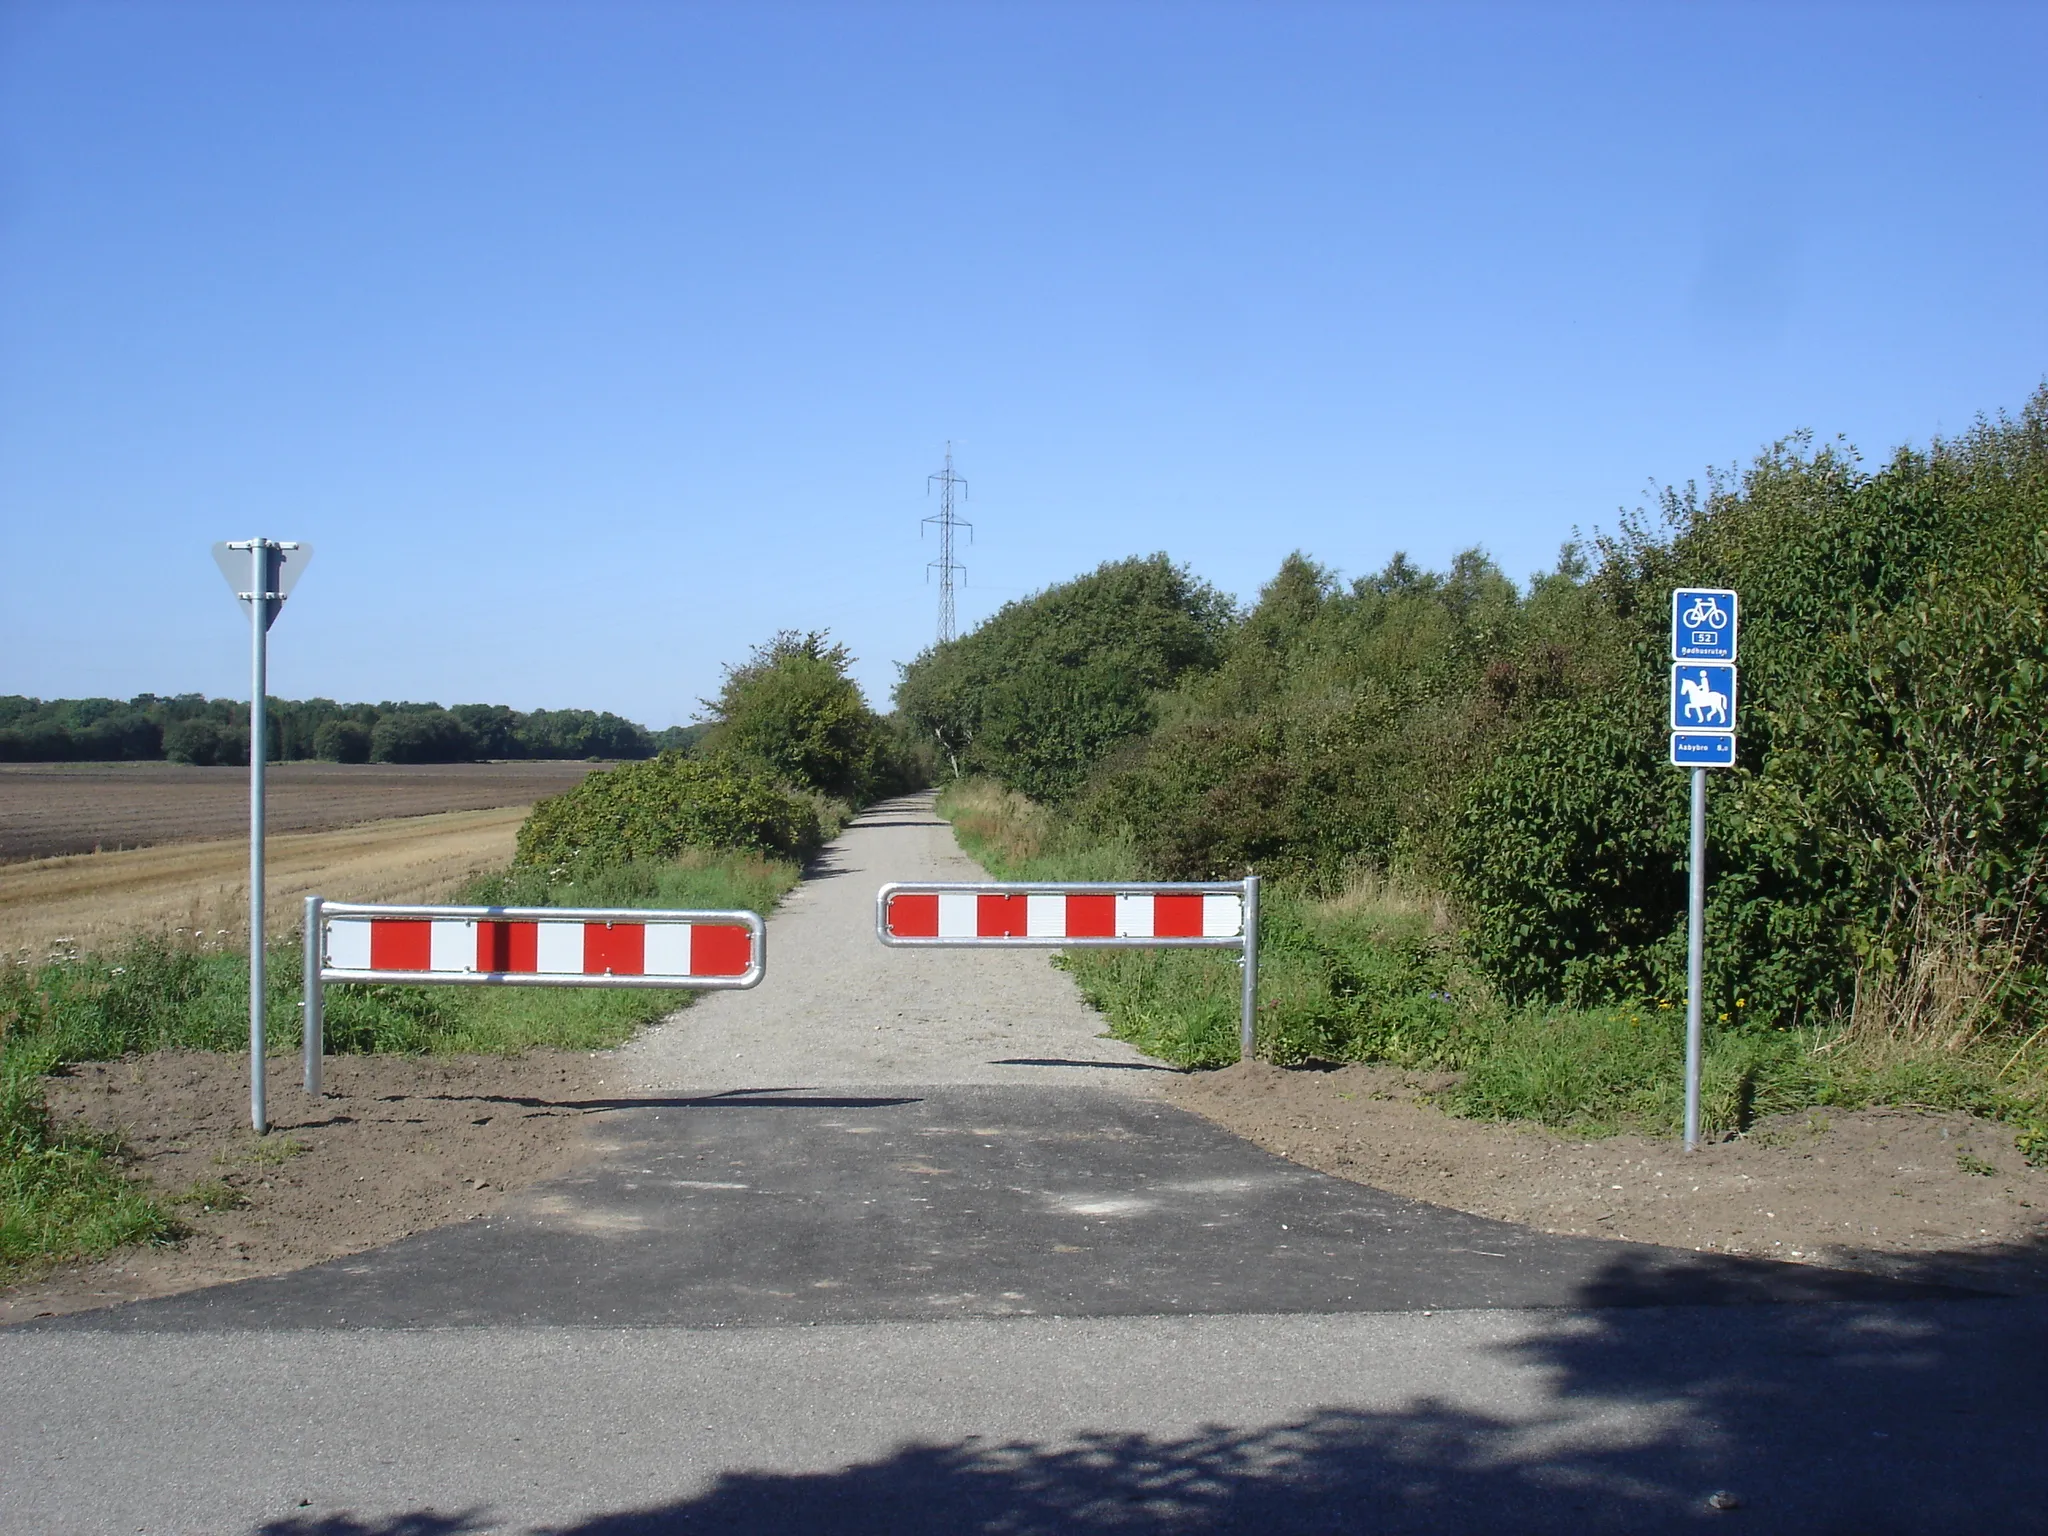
[
  {"left": 302, "top": 896, "right": 766, "bottom": 1096},
  {"left": 873, "top": 876, "right": 1262, "bottom": 1061}
]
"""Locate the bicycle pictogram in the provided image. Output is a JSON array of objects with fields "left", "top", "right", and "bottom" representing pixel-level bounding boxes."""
[{"left": 1681, "top": 595, "right": 1729, "bottom": 631}]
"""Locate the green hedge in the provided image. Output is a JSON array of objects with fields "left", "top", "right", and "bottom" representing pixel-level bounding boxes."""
[{"left": 514, "top": 752, "right": 824, "bottom": 868}]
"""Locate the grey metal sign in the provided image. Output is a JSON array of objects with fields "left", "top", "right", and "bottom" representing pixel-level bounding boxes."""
[{"left": 213, "top": 540, "right": 312, "bottom": 631}]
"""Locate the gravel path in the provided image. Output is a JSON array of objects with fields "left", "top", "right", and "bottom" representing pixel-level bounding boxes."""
[{"left": 617, "top": 793, "right": 1172, "bottom": 1093}]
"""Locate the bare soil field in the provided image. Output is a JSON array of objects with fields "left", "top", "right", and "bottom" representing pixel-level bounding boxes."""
[
  {"left": 0, "top": 806, "right": 532, "bottom": 959},
  {"left": 0, "top": 759, "right": 604, "bottom": 863},
  {"left": 1, "top": 1049, "right": 613, "bottom": 1323},
  {"left": 1171, "top": 1062, "right": 2048, "bottom": 1295}
]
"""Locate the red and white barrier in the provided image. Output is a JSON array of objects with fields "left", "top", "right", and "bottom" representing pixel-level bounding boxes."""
[
  {"left": 300, "top": 897, "right": 765, "bottom": 1096},
  {"left": 882, "top": 888, "right": 1242, "bottom": 942},
  {"left": 875, "top": 877, "right": 1263, "bottom": 1060},
  {"left": 322, "top": 912, "right": 756, "bottom": 981}
]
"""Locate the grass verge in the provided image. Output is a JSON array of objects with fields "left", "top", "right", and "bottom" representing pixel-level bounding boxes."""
[
  {"left": 0, "top": 847, "right": 800, "bottom": 1279},
  {"left": 940, "top": 777, "right": 2048, "bottom": 1155}
]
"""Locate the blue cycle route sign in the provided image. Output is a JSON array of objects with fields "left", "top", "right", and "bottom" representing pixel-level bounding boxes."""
[{"left": 1671, "top": 588, "right": 1738, "bottom": 662}]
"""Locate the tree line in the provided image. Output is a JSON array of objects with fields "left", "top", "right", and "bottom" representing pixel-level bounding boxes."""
[
  {"left": 897, "top": 386, "right": 2048, "bottom": 1041},
  {"left": 0, "top": 693, "right": 689, "bottom": 765}
]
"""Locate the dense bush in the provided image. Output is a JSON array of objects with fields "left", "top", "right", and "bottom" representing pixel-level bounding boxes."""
[
  {"left": 514, "top": 753, "right": 825, "bottom": 868},
  {"left": 699, "top": 631, "right": 913, "bottom": 802},
  {"left": 895, "top": 554, "right": 1235, "bottom": 801},
  {"left": 1457, "top": 400, "right": 2048, "bottom": 1028},
  {"left": 1069, "top": 548, "right": 1606, "bottom": 887}
]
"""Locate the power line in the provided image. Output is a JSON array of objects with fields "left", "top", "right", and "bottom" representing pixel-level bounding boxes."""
[{"left": 922, "top": 442, "right": 971, "bottom": 643}]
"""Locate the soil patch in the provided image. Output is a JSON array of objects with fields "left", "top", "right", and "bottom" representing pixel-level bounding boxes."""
[
  {"left": 0, "top": 759, "right": 606, "bottom": 863},
  {"left": 1169, "top": 1062, "right": 2048, "bottom": 1295},
  {"left": 1, "top": 1048, "right": 620, "bottom": 1324}
]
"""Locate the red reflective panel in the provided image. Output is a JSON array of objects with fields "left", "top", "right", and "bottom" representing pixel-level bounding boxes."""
[
  {"left": 977, "top": 893, "right": 1028, "bottom": 937},
  {"left": 369, "top": 919, "right": 431, "bottom": 971},
  {"left": 1065, "top": 894, "right": 1115, "bottom": 938},
  {"left": 1153, "top": 894, "right": 1203, "bottom": 937},
  {"left": 691, "top": 924, "right": 753, "bottom": 976},
  {"left": 889, "top": 893, "right": 939, "bottom": 937},
  {"left": 476, "top": 921, "right": 538, "bottom": 973},
  {"left": 583, "top": 922, "right": 645, "bottom": 976}
]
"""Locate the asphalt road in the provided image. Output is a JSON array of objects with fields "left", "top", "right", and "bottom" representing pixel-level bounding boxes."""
[{"left": 5, "top": 795, "right": 2044, "bottom": 1534}]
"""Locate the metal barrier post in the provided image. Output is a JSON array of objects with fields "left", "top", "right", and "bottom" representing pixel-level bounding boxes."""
[
  {"left": 303, "top": 895, "right": 324, "bottom": 1097},
  {"left": 1239, "top": 874, "right": 1260, "bottom": 1063}
]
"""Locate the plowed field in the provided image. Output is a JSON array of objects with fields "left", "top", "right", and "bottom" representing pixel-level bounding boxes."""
[{"left": 0, "top": 760, "right": 603, "bottom": 862}]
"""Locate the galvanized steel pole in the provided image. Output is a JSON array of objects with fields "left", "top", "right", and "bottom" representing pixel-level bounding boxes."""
[
  {"left": 303, "top": 894, "right": 324, "bottom": 1096},
  {"left": 1683, "top": 766, "right": 1706, "bottom": 1150},
  {"left": 248, "top": 540, "right": 269, "bottom": 1135},
  {"left": 1239, "top": 874, "right": 1261, "bottom": 1063}
]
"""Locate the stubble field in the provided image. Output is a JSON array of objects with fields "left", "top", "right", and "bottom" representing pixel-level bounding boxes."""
[{"left": 0, "top": 760, "right": 608, "bottom": 957}]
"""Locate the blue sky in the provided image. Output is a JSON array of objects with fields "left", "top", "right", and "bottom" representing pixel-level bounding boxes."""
[{"left": 3, "top": 1, "right": 2043, "bottom": 729}]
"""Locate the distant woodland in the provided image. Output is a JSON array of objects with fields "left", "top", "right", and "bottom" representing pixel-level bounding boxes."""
[{"left": 0, "top": 694, "right": 705, "bottom": 765}]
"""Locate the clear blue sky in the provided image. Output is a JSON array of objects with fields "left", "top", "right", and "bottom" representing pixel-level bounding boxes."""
[{"left": 3, "top": 1, "right": 2042, "bottom": 729}]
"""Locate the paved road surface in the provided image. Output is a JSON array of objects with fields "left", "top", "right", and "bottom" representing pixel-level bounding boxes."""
[{"left": 5, "top": 795, "right": 2045, "bottom": 1534}]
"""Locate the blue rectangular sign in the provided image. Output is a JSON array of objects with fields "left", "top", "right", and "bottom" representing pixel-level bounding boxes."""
[
  {"left": 1671, "top": 587, "right": 1739, "bottom": 661},
  {"left": 1670, "top": 663, "right": 1737, "bottom": 733},
  {"left": 1670, "top": 731, "right": 1736, "bottom": 768}
]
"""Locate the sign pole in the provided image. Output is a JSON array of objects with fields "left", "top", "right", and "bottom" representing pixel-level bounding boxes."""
[
  {"left": 216, "top": 535, "right": 309, "bottom": 1133},
  {"left": 1239, "top": 874, "right": 1261, "bottom": 1063},
  {"left": 247, "top": 539, "right": 269, "bottom": 1135},
  {"left": 303, "top": 894, "right": 325, "bottom": 1097},
  {"left": 1684, "top": 766, "right": 1706, "bottom": 1150},
  {"left": 1669, "top": 586, "right": 1738, "bottom": 1153}
]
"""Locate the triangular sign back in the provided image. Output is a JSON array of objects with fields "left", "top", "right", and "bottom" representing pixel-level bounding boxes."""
[{"left": 212, "top": 541, "right": 313, "bottom": 631}]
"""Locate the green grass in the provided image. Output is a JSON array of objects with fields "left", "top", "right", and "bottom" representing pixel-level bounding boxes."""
[
  {"left": 0, "top": 1072, "right": 176, "bottom": 1283},
  {"left": 0, "top": 847, "right": 802, "bottom": 1281},
  {"left": 939, "top": 777, "right": 2048, "bottom": 1154},
  {"left": 0, "top": 849, "right": 798, "bottom": 1075}
]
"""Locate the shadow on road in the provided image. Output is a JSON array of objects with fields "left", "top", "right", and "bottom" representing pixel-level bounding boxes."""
[{"left": 251, "top": 1247, "right": 2048, "bottom": 1536}]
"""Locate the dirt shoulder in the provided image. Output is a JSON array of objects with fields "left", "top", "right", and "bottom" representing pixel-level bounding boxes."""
[
  {"left": 1169, "top": 1062, "right": 2048, "bottom": 1296},
  {"left": 1, "top": 1048, "right": 622, "bottom": 1324}
]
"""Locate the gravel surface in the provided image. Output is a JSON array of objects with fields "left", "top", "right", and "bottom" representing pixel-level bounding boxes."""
[{"left": 618, "top": 794, "right": 1170, "bottom": 1092}]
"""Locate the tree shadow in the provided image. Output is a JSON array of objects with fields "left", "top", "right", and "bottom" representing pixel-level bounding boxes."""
[{"left": 250, "top": 1245, "right": 2048, "bottom": 1535}]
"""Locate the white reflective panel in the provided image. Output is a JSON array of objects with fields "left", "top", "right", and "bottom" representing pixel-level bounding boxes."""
[
  {"left": 430, "top": 920, "right": 477, "bottom": 973},
  {"left": 642, "top": 921, "right": 692, "bottom": 978},
  {"left": 937, "top": 892, "right": 978, "bottom": 938},
  {"left": 1026, "top": 892, "right": 1066, "bottom": 938},
  {"left": 326, "top": 918, "right": 372, "bottom": 970},
  {"left": 1115, "top": 892, "right": 1154, "bottom": 938},
  {"left": 535, "top": 921, "right": 584, "bottom": 974},
  {"left": 1202, "top": 894, "right": 1243, "bottom": 938}
]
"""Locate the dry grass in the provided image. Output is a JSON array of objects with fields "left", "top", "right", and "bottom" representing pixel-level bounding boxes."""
[
  {"left": 940, "top": 778, "right": 1055, "bottom": 868},
  {"left": 1844, "top": 901, "right": 2041, "bottom": 1054},
  {"left": 1313, "top": 867, "right": 1457, "bottom": 938}
]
